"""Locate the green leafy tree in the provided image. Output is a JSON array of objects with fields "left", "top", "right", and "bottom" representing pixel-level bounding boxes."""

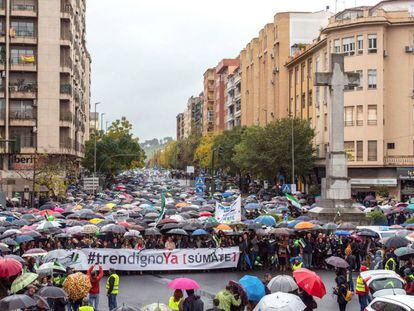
[
  {"left": 213, "top": 126, "right": 244, "bottom": 175},
  {"left": 83, "top": 117, "right": 146, "bottom": 179}
]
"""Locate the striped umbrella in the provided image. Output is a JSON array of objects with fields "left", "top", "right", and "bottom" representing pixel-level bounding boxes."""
[{"left": 11, "top": 272, "right": 38, "bottom": 293}]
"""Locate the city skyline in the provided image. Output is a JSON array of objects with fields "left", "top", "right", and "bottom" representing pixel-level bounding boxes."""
[{"left": 86, "top": 0, "right": 379, "bottom": 140}]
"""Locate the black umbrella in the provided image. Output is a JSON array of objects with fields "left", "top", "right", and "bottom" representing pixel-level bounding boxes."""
[
  {"left": 12, "top": 219, "right": 29, "bottom": 227},
  {"left": 337, "top": 222, "right": 357, "bottom": 230},
  {"left": 0, "top": 294, "right": 36, "bottom": 311},
  {"left": 144, "top": 228, "right": 161, "bottom": 236},
  {"left": 38, "top": 286, "right": 68, "bottom": 299},
  {"left": 167, "top": 228, "right": 188, "bottom": 236},
  {"left": 161, "top": 223, "right": 182, "bottom": 231},
  {"left": 325, "top": 256, "right": 349, "bottom": 268},
  {"left": 356, "top": 230, "right": 378, "bottom": 238},
  {"left": 384, "top": 236, "right": 410, "bottom": 249},
  {"left": 4, "top": 254, "right": 25, "bottom": 265},
  {"left": 1, "top": 238, "right": 18, "bottom": 246}
]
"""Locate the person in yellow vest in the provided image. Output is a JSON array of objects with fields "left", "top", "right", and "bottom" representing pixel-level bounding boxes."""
[
  {"left": 168, "top": 289, "right": 183, "bottom": 311},
  {"left": 79, "top": 299, "right": 95, "bottom": 311},
  {"left": 355, "top": 265, "right": 370, "bottom": 311},
  {"left": 292, "top": 257, "right": 303, "bottom": 271},
  {"left": 106, "top": 268, "right": 119, "bottom": 311},
  {"left": 384, "top": 253, "right": 396, "bottom": 271}
]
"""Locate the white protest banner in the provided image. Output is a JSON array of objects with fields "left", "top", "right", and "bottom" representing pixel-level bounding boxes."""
[
  {"left": 68, "top": 247, "right": 239, "bottom": 271},
  {"left": 215, "top": 195, "right": 241, "bottom": 223}
]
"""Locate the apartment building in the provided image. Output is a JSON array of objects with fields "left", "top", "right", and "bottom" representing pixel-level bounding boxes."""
[
  {"left": 240, "top": 10, "right": 332, "bottom": 126},
  {"left": 181, "top": 95, "right": 203, "bottom": 139},
  {"left": 226, "top": 66, "right": 241, "bottom": 129},
  {"left": 202, "top": 68, "right": 216, "bottom": 134},
  {"left": 286, "top": 0, "right": 414, "bottom": 199},
  {"left": 215, "top": 58, "right": 239, "bottom": 132},
  {"left": 0, "top": 0, "right": 91, "bottom": 197},
  {"left": 176, "top": 112, "right": 184, "bottom": 140}
]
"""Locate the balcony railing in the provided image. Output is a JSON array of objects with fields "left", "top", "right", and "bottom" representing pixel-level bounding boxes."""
[
  {"left": 13, "top": 29, "right": 36, "bottom": 38},
  {"left": 60, "top": 137, "right": 73, "bottom": 149},
  {"left": 385, "top": 156, "right": 414, "bottom": 166},
  {"left": 9, "top": 81, "right": 37, "bottom": 93},
  {"left": 11, "top": 135, "right": 35, "bottom": 148},
  {"left": 61, "top": 0, "right": 72, "bottom": 13},
  {"left": 11, "top": 2, "right": 36, "bottom": 11},
  {"left": 10, "top": 110, "right": 36, "bottom": 119},
  {"left": 60, "top": 111, "right": 73, "bottom": 122},
  {"left": 60, "top": 84, "right": 72, "bottom": 94}
]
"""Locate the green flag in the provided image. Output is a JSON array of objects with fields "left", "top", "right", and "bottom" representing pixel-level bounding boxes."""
[
  {"left": 286, "top": 193, "right": 301, "bottom": 209},
  {"left": 156, "top": 193, "right": 166, "bottom": 224}
]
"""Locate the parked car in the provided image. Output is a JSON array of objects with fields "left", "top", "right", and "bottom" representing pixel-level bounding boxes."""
[
  {"left": 360, "top": 270, "right": 406, "bottom": 299},
  {"left": 365, "top": 295, "right": 414, "bottom": 311}
]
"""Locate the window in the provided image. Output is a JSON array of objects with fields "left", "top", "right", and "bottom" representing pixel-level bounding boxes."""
[
  {"left": 368, "top": 34, "right": 377, "bottom": 53},
  {"left": 356, "top": 105, "right": 363, "bottom": 125},
  {"left": 368, "top": 140, "right": 377, "bottom": 161},
  {"left": 324, "top": 113, "right": 328, "bottom": 131},
  {"left": 10, "top": 100, "right": 35, "bottom": 119},
  {"left": 345, "top": 106, "right": 354, "bottom": 126},
  {"left": 368, "top": 105, "right": 377, "bottom": 125},
  {"left": 11, "top": 20, "right": 35, "bottom": 37},
  {"left": 315, "top": 86, "right": 320, "bottom": 108},
  {"left": 301, "top": 93, "right": 305, "bottom": 108},
  {"left": 324, "top": 87, "right": 328, "bottom": 104},
  {"left": 356, "top": 70, "right": 363, "bottom": 90},
  {"left": 301, "top": 64, "right": 305, "bottom": 82},
  {"left": 307, "top": 59, "right": 312, "bottom": 78},
  {"left": 343, "top": 37, "right": 355, "bottom": 54},
  {"left": 333, "top": 39, "right": 340, "bottom": 53},
  {"left": 316, "top": 144, "right": 320, "bottom": 158},
  {"left": 344, "top": 141, "right": 355, "bottom": 161},
  {"left": 387, "top": 142, "right": 395, "bottom": 149},
  {"left": 10, "top": 48, "right": 35, "bottom": 65},
  {"left": 368, "top": 69, "right": 377, "bottom": 89},
  {"left": 357, "top": 35, "right": 363, "bottom": 52},
  {"left": 308, "top": 90, "right": 312, "bottom": 106},
  {"left": 295, "top": 67, "right": 299, "bottom": 84},
  {"left": 356, "top": 141, "right": 363, "bottom": 161},
  {"left": 324, "top": 52, "right": 328, "bottom": 70}
]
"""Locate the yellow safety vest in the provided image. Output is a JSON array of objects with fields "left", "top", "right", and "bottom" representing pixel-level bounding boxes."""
[
  {"left": 355, "top": 276, "right": 367, "bottom": 294},
  {"left": 79, "top": 306, "right": 94, "bottom": 311},
  {"left": 106, "top": 273, "right": 119, "bottom": 294},
  {"left": 168, "top": 296, "right": 182, "bottom": 311},
  {"left": 385, "top": 258, "right": 396, "bottom": 271},
  {"left": 292, "top": 262, "right": 303, "bottom": 271}
]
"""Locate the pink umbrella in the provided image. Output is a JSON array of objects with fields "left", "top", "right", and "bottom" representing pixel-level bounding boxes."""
[
  {"left": 53, "top": 207, "right": 64, "bottom": 213},
  {"left": 168, "top": 278, "right": 200, "bottom": 290}
]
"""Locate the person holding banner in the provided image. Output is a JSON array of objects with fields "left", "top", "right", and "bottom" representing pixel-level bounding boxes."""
[{"left": 87, "top": 264, "right": 103, "bottom": 311}]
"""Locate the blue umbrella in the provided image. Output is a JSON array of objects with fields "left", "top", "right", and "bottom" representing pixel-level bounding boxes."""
[
  {"left": 192, "top": 229, "right": 208, "bottom": 236},
  {"left": 244, "top": 203, "right": 262, "bottom": 210},
  {"left": 239, "top": 275, "right": 265, "bottom": 302},
  {"left": 335, "top": 230, "right": 351, "bottom": 236},
  {"left": 255, "top": 215, "right": 276, "bottom": 227},
  {"left": 287, "top": 220, "right": 301, "bottom": 228},
  {"left": 407, "top": 204, "right": 414, "bottom": 212},
  {"left": 15, "top": 235, "right": 34, "bottom": 244},
  {"left": 222, "top": 192, "right": 233, "bottom": 198}
]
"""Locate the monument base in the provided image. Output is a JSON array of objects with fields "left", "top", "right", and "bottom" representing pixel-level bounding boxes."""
[{"left": 308, "top": 199, "right": 371, "bottom": 225}]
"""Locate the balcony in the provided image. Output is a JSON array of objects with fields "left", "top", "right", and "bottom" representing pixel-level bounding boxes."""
[
  {"left": 11, "top": 135, "right": 36, "bottom": 149},
  {"left": 11, "top": 2, "right": 37, "bottom": 17},
  {"left": 384, "top": 156, "right": 414, "bottom": 167},
  {"left": 10, "top": 110, "right": 36, "bottom": 127},
  {"left": 59, "top": 111, "right": 73, "bottom": 126},
  {"left": 60, "top": 0, "right": 73, "bottom": 19},
  {"left": 0, "top": 0, "right": 5, "bottom": 16},
  {"left": 9, "top": 82, "right": 37, "bottom": 99},
  {"left": 60, "top": 58, "right": 72, "bottom": 73},
  {"left": 60, "top": 29, "right": 73, "bottom": 46},
  {"left": 10, "top": 30, "right": 37, "bottom": 44},
  {"left": 10, "top": 57, "right": 36, "bottom": 72},
  {"left": 60, "top": 137, "right": 73, "bottom": 150},
  {"left": 60, "top": 84, "right": 72, "bottom": 99}
]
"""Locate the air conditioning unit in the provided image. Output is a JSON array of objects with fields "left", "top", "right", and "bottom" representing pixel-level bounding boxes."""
[
  {"left": 272, "top": 67, "right": 279, "bottom": 74},
  {"left": 383, "top": 50, "right": 389, "bottom": 57},
  {"left": 411, "top": 89, "right": 414, "bottom": 99},
  {"left": 405, "top": 46, "right": 414, "bottom": 53},
  {"left": 32, "top": 127, "right": 37, "bottom": 133},
  {"left": 270, "top": 53, "right": 274, "bottom": 59},
  {"left": 1, "top": 71, "right": 5, "bottom": 78},
  {"left": 32, "top": 100, "right": 37, "bottom": 106}
]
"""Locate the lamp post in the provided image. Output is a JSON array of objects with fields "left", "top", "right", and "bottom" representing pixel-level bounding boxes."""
[{"left": 93, "top": 102, "right": 100, "bottom": 178}]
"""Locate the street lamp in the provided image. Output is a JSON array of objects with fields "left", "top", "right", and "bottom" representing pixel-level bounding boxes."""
[{"left": 93, "top": 102, "right": 100, "bottom": 178}]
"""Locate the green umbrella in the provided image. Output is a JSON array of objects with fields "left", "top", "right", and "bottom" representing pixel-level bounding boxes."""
[{"left": 11, "top": 272, "right": 38, "bottom": 293}]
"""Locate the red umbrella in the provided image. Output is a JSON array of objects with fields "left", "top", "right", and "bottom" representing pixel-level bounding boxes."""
[
  {"left": 117, "top": 222, "right": 131, "bottom": 228},
  {"left": 199, "top": 212, "right": 212, "bottom": 217},
  {"left": 293, "top": 268, "right": 326, "bottom": 298},
  {"left": 157, "top": 218, "right": 178, "bottom": 225},
  {"left": 0, "top": 258, "right": 22, "bottom": 278}
]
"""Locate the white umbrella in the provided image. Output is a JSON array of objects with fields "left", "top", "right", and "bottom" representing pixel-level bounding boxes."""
[
  {"left": 141, "top": 303, "right": 171, "bottom": 311},
  {"left": 124, "top": 230, "right": 141, "bottom": 238},
  {"left": 267, "top": 275, "right": 298, "bottom": 293},
  {"left": 67, "top": 226, "right": 83, "bottom": 235},
  {"left": 169, "top": 215, "right": 184, "bottom": 222},
  {"left": 253, "top": 292, "right": 306, "bottom": 311},
  {"left": 36, "top": 262, "right": 66, "bottom": 275},
  {"left": 36, "top": 221, "right": 61, "bottom": 230}
]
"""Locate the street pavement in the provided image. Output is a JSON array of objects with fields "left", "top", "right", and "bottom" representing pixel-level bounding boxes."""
[{"left": 96, "top": 269, "right": 360, "bottom": 311}]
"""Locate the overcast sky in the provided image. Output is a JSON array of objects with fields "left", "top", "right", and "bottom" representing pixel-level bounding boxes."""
[{"left": 86, "top": 0, "right": 378, "bottom": 141}]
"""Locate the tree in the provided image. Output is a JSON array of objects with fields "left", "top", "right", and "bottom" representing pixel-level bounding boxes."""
[
  {"left": 233, "top": 118, "right": 315, "bottom": 181},
  {"left": 82, "top": 117, "right": 146, "bottom": 179},
  {"left": 194, "top": 133, "right": 217, "bottom": 169},
  {"left": 213, "top": 126, "right": 244, "bottom": 175}
]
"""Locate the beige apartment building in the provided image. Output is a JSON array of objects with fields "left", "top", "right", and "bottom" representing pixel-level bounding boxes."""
[
  {"left": 286, "top": 0, "right": 414, "bottom": 199},
  {"left": 202, "top": 68, "right": 216, "bottom": 134},
  {"left": 226, "top": 66, "right": 241, "bottom": 129},
  {"left": 0, "top": 0, "right": 91, "bottom": 198},
  {"left": 240, "top": 10, "right": 332, "bottom": 126}
]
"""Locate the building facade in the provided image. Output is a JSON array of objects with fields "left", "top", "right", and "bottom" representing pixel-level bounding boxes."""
[
  {"left": 202, "top": 68, "right": 216, "bottom": 134},
  {"left": 0, "top": 0, "right": 91, "bottom": 197},
  {"left": 286, "top": 0, "right": 414, "bottom": 199},
  {"left": 226, "top": 66, "right": 241, "bottom": 129},
  {"left": 181, "top": 95, "right": 203, "bottom": 139},
  {"left": 240, "top": 10, "right": 332, "bottom": 126},
  {"left": 176, "top": 112, "right": 184, "bottom": 140},
  {"left": 215, "top": 58, "right": 239, "bottom": 132}
]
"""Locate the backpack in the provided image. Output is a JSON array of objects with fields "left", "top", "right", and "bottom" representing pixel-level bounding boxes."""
[{"left": 342, "top": 285, "right": 353, "bottom": 302}]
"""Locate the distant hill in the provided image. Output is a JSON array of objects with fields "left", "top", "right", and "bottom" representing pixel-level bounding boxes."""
[{"left": 141, "top": 137, "right": 173, "bottom": 159}]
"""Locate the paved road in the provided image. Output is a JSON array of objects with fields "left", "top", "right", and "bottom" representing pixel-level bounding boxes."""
[{"left": 95, "top": 270, "right": 360, "bottom": 311}]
